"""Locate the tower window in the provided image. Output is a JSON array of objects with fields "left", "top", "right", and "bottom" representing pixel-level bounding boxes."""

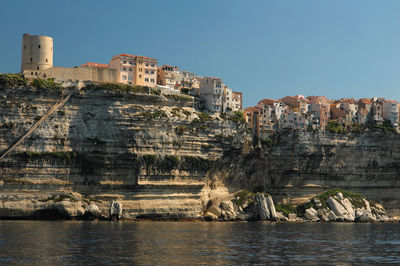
[
  {"left": 30, "top": 57, "right": 32, "bottom": 62},
  {"left": 37, "top": 66, "right": 39, "bottom": 70},
  {"left": 46, "top": 59, "right": 48, "bottom": 63},
  {"left": 38, "top": 45, "right": 41, "bottom": 49}
]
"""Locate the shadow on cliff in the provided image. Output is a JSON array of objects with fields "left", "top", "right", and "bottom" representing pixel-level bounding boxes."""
[{"left": 67, "top": 89, "right": 139, "bottom": 188}]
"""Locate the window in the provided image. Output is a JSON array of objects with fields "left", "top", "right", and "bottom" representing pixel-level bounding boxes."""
[
  {"left": 150, "top": 78, "right": 155, "bottom": 82},
  {"left": 146, "top": 63, "right": 149, "bottom": 66},
  {"left": 145, "top": 78, "right": 149, "bottom": 82},
  {"left": 139, "top": 75, "right": 142, "bottom": 78},
  {"left": 30, "top": 57, "right": 32, "bottom": 62},
  {"left": 128, "top": 76, "right": 132, "bottom": 80},
  {"left": 123, "top": 60, "right": 126, "bottom": 64},
  {"left": 24, "top": 45, "right": 26, "bottom": 49},
  {"left": 46, "top": 59, "right": 48, "bottom": 63},
  {"left": 145, "top": 70, "right": 149, "bottom": 74},
  {"left": 128, "top": 68, "right": 132, "bottom": 71},
  {"left": 151, "top": 70, "right": 154, "bottom": 74},
  {"left": 38, "top": 45, "right": 41, "bottom": 49},
  {"left": 37, "top": 66, "right": 39, "bottom": 70},
  {"left": 129, "top": 61, "right": 132, "bottom": 65},
  {"left": 151, "top": 64, "right": 154, "bottom": 67},
  {"left": 122, "top": 75, "right": 127, "bottom": 80},
  {"left": 123, "top": 67, "right": 126, "bottom": 71}
]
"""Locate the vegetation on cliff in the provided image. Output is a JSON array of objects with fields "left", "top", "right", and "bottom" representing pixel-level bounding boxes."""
[{"left": 0, "top": 73, "right": 27, "bottom": 88}]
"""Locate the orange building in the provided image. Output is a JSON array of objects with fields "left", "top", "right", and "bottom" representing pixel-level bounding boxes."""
[{"left": 109, "top": 54, "right": 158, "bottom": 87}]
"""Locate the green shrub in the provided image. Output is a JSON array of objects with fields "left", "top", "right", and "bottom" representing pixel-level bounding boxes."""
[
  {"left": 229, "top": 111, "right": 245, "bottom": 124},
  {"left": 198, "top": 112, "right": 212, "bottom": 122},
  {"left": 191, "top": 118, "right": 200, "bottom": 123},
  {"left": 0, "top": 73, "right": 27, "bottom": 88},
  {"left": 31, "top": 78, "right": 62, "bottom": 90},
  {"left": 368, "top": 121, "right": 397, "bottom": 134},
  {"left": 327, "top": 121, "right": 346, "bottom": 134},
  {"left": 141, "top": 110, "right": 166, "bottom": 118},
  {"left": 83, "top": 82, "right": 159, "bottom": 95}
]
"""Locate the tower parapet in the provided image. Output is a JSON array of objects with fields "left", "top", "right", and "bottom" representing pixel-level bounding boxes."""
[{"left": 21, "top": 33, "right": 53, "bottom": 73}]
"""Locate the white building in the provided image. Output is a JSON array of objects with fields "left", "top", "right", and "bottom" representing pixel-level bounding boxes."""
[
  {"left": 199, "top": 77, "right": 223, "bottom": 112},
  {"left": 383, "top": 100, "right": 399, "bottom": 126}
]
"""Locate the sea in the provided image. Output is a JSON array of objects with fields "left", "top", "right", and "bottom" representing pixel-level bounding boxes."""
[{"left": 0, "top": 220, "right": 399, "bottom": 265}]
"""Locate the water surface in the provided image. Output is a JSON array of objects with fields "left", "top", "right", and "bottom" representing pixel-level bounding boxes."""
[{"left": 0, "top": 221, "right": 399, "bottom": 264}]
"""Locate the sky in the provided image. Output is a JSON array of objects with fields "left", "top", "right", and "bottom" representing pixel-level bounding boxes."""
[{"left": 1, "top": 0, "right": 400, "bottom": 107}]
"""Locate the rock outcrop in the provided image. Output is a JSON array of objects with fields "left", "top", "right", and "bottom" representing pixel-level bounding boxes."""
[{"left": 207, "top": 130, "right": 400, "bottom": 217}]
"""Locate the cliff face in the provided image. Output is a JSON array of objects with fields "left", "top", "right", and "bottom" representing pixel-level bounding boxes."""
[
  {"left": 207, "top": 130, "right": 400, "bottom": 216},
  {"left": 2, "top": 84, "right": 400, "bottom": 219},
  {"left": 0, "top": 85, "right": 244, "bottom": 219}
]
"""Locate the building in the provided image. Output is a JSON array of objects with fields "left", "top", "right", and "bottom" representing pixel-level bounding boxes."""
[
  {"left": 180, "top": 70, "right": 200, "bottom": 96},
  {"left": 308, "top": 96, "right": 330, "bottom": 129},
  {"left": 383, "top": 100, "right": 399, "bottom": 126},
  {"left": 232, "top": 92, "right": 243, "bottom": 111},
  {"left": 370, "top": 97, "right": 385, "bottom": 124},
  {"left": 199, "top": 77, "right": 224, "bottom": 112},
  {"left": 244, "top": 107, "right": 262, "bottom": 136},
  {"left": 281, "top": 95, "right": 309, "bottom": 114},
  {"left": 222, "top": 85, "right": 234, "bottom": 112},
  {"left": 21, "top": 34, "right": 53, "bottom": 72},
  {"left": 355, "top": 98, "right": 373, "bottom": 124},
  {"left": 109, "top": 54, "right": 158, "bottom": 87},
  {"left": 157, "top": 65, "right": 182, "bottom": 89},
  {"left": 257, "top": 99, "right": 286, "bottom": 135}
]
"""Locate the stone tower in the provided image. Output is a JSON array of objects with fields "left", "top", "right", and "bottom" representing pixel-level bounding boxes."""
[{"left": 21, "top": 33, "right": 53, "bottom": 73}]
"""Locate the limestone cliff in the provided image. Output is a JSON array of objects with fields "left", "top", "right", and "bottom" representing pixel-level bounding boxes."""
[
  {"left": 0, "top": 82, "right": 245, "bottom": 219},
  {"left": 207, "top": 130, "right": 400, "bottom": 217}
]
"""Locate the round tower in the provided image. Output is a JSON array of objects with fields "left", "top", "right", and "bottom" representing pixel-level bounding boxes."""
[{"left": 21, "top": 34, "right": 53, "bottom": 73}]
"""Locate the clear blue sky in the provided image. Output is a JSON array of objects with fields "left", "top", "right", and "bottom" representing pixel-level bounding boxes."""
[{"left": 1, "top": 0, "right": 400, "bottom": 107}]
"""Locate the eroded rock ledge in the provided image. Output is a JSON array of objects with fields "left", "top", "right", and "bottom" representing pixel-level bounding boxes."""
[{"left": 203, "top": 189, "right": 396, "bottom": 223}]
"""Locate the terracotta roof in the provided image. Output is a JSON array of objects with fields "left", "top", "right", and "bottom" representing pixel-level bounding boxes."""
[
  {"left": 113, "top": 54, "right": 158, "bottom": 61},
  {"left": 385, "top": 100, "right": 399, "bottom": 104},
  {"left": 358, "top": 98, "right": 372, "bottom": 104},
  {"left": 245, "top": 107, "right": 262, "bottom": 112},
  {"left": 257, "top": 99, "right": 281, "bottom": 106},
  {"left": 81, "top": 62, "right": 109, "bottom": 68}
]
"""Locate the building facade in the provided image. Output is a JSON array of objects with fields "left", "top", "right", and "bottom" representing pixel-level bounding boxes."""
[{"left": 109, "top": 54, "right": 158, "bottom": 87}]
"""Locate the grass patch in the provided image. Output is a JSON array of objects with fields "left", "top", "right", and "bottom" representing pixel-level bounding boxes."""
[
  {"left": 275, "top": 204, "right": 297, "bottom": 216},
  {"left": 83, "top": 83, "right": 160, "bottom": 95},
  {"left": 165, "top": 94, "right": 193, "bottom": 101},
  {"left": 232, "top": 190, "right": 255, "bottom": 208}
]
